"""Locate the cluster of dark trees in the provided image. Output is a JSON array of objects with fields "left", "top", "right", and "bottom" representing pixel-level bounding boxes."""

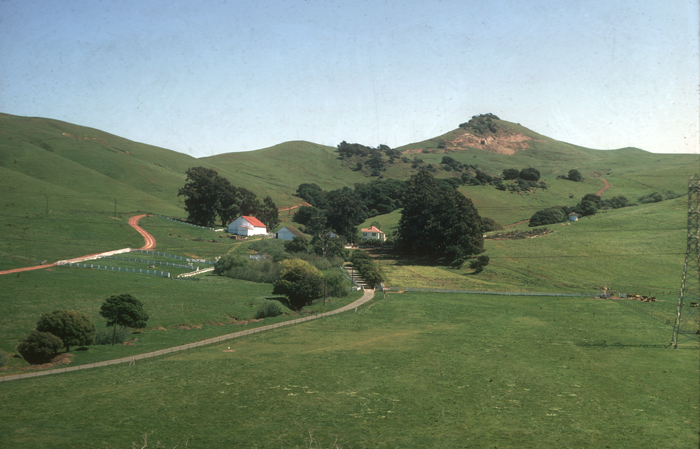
[
  {"left": 502, "top": 167, "right": 541, "bottom": 181},
  {"left": 294, "top": 176, "right": 497, "bottom": 245},
  {"left": 529, "top": 193, "right": 631, "bottom": 227},
  {"left": 16, "top": 295, "right": 148, "bottom": 364},
  {"left": 178, "top": 166, "right": 279, "bottom": 228},
  {"left": 336, "top": 142, "right": 404, "bottom": 176},
  {"left": 294, "top": 180, "right": 406, "bottom": 242},
  {"left": 459, "top": 113, "right": 501, "bottom": 134},
  {"left": 396, "top": 171, "right": 485, "bottom": 264}
]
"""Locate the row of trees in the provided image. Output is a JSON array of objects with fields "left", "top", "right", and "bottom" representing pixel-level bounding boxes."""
[
  {"left": 178, "top": 166, "right": 279, "bottom": 228},
  {"left": 529, "top": 193, "right": 631, "bottom": 226},
  {"left": 337, "top": 141, "right": 404, "bottom": 176},
  {"left": 502, "top": 167, "right": 541, "bottom": 181},
  {"left": 17, "top": 295, "right": 148, "bottom": 364}
]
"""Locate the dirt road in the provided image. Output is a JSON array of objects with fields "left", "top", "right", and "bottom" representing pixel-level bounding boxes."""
[
  {"left": 597, "top": 178, "right": 611, "bottom": 196},
  {"left": 0, "top": 214, "right": 156, "bottom": 276},
  {"left": 128, "top": 215, "right": 157, "bottom": 250}
]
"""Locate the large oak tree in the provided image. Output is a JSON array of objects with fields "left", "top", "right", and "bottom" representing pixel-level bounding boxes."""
[{"left": 396, "top": 171, "right": 483, "bottom": 261}]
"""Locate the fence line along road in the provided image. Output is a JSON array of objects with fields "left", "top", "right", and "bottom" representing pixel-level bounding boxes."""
[{"left": 0, "top": 289, "right": 375, "bottom": 383}]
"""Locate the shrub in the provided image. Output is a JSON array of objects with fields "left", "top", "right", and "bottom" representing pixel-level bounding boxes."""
[
  {"left": 214, "top": 255, "right": 250, "bottom": 275},
  {"left": 469, "top": 255, "right": 490, "bottom": 273},
  {"left": 284, "top": 236, "right": 309, "bottom": 253},
  {"left": 17, "top": 330, "right": 63, "bottom": 364},
  {"left": 502, "top": 168, "right": 520, "bottom": 180},
  {"left": 567, "top": 169, "right": 582, "bottom": 182},
  {"left": 529, "top": 208, "right": 566, "bottom": 227},
  {"left": 481, "top": 217, "right": 503, "bottom": 232},
  {"left": 225, "top": 259, "right": 281, "bottom": 284},
  {"left": 94, "top": 326, "right": 131, "bottom": 345},
  {"left": 324, "top": 272, "right": 348, "bottom": 298},
  {"left": 36, "top": 310, "right": 95, "bottom": 351},
  {"left": 255, "top": 301, "right": 283, "bottom": 319},
  {"left": 519, "top": 167, "right": 541, "bottom": 181}
]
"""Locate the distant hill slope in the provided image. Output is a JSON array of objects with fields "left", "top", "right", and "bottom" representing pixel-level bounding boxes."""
[{"left": 1, "top": 112, "right": 697, "bottom": 222}]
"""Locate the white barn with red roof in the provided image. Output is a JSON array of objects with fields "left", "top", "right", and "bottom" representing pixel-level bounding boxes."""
[{"left": 228, "top": 216, "right": 268, "bottom": 236}]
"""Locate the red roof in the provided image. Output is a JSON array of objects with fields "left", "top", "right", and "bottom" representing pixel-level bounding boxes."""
[
  {"left": 361, "top": 226, "right": 383, "bottom": 233},
  {"left": 242, "top": 216, "right": 266, "bottom": 228}
]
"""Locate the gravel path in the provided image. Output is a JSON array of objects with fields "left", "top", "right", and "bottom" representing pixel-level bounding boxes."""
[{"left": 0, "top": 289, "right": 375, "bottom": 382}]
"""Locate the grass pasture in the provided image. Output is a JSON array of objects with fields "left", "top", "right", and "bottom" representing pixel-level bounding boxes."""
[
  {"left": 1, "top": 292, "right": 696, "bottom": 448},
  {"left": 378, "top": 197, "right": 688, "bottom": 296},
  {"left": 0, "top": 266, "right": 363, "bottom": 371}
]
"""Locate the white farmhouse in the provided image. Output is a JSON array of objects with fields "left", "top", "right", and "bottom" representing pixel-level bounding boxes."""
[
  {"left": 277, "top": 226, "right": 304, "bottom": 241},
  {"left": 228, "top": 216, "right": 267, "bottom": 236},
  {"left": 361, "top": 226, "right": 386, "bottom": 242}
]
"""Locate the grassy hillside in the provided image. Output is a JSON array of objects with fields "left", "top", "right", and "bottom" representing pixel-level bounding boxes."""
[
  {"left": 201, "top": 140, "right": 369, "bottom": 205},
  {"left": 379, "top": 197, "right": 687, "bottom": 296},
  {"left": 1, "top": 114, "right": 698, "bottom": 447},
  {"left": 2, "top": 112, "right": 696, "bottom": 269}
]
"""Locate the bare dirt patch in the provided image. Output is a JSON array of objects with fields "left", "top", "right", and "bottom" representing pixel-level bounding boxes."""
[
  {"left": 445, "top": 131, "right": 535, "bottom": 155},
  {"left": 18, "top": 353, "right": 73, "bottom": 371}
]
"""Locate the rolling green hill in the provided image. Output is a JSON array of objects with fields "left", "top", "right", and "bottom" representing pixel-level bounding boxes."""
[{"left": 1, "top": 112, "right": 697, "bottom": 267}]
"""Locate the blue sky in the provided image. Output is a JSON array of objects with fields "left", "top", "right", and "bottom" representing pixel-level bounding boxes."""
[{"left": 1, "top": 0, "right": 698, "bottom": 157}]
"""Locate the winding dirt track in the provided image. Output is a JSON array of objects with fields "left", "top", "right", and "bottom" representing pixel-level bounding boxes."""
[
  {"left": 128, "top": 214, "right": 157, "bottom": 250},
  {"left": 0, "top": 214, "right": 156, "bottom": 276},
  {"left": 0, "top": 289, "right": 376, "bottom": 382},
  {"left": 597, "top": 178, "right": 611, "bottom": 196}
]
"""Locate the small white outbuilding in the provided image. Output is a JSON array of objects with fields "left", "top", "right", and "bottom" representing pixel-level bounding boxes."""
[{"left": 277, "top": 226, "right": 304, "bottom": 241}]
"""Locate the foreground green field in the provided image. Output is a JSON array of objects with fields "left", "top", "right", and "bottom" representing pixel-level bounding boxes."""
[
  {"left": 1, "top": 292, "right": 696, "bottom": 448},
  {"left": 0, "top": 267, "right": 362, "bottom": 371}
]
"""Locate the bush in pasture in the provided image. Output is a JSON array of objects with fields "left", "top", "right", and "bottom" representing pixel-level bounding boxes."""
[
  {"left": 502, "top": 168, "right": 520, "bottom": 180},
  {"left": 529, "top": 208, "right": 566, "bottom": 227},
  {"left": 273, "top": 259, "right": 325, "bottom": 309},
  {"left": 36, "top": 310, "right": 95, "bottom": 352},
  {"left": 214, "top": 254, "right": 250, "bottom": 275},
  {"left": 639, "top": 191, "right": 679, "bottom": 204},
  {"left": 576, "top": 200, "right": 598, "bottom": 217},
  {"left": 481, "top": 217, "right": 503, "bottom": 232},
  {"left": 17, "top": 330, "right": 64, "bottom": 364},
  {"left": 255, "top": 301, "right": 283, "bottom": 319},
  {"left": 567, "top": 169, "right": 582, "bottom": 182},
  {"left": 519, "top": 167, "right": 541, "bottom": 181},
  {"left": 225, "top": 259, "right": 281, "bottom": 284},
  {"left": 93, "top": 326, "right": 131, "bottom": 345},
  {"left": 469, "top": 255, "right": 490, "bottom": 273}
]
